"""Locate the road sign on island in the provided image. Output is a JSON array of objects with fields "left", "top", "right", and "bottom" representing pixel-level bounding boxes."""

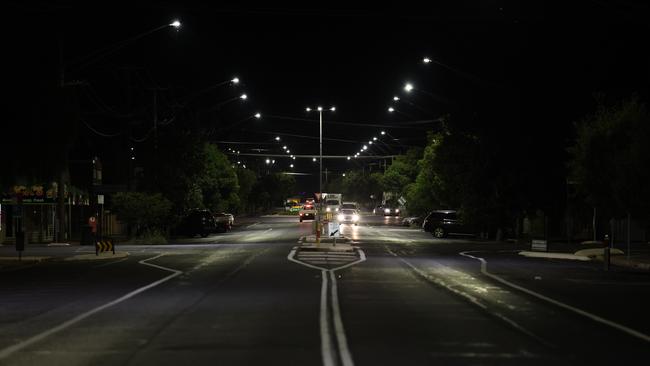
[{"left": 328, "top": 222, "right": 340, "bottom": 238}]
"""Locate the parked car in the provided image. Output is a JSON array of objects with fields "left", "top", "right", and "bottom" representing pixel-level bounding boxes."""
[
  {"left": 337, "top": 209, "right": 360, "bottom": 225},
  {"left": 372, "top": 205, "right": 384, "bottom": 215},
  {"left": 422, "top": 210, "right": 474, "bottom": 238},
  {"left": 214, "top": 212, "right": 234, "bottom": 232},
  {"left": 178, "top": 209, "right": 219, "bottom": 237},
  {"left": 402, "top": 216, "right": 423, "bottom": 226}
]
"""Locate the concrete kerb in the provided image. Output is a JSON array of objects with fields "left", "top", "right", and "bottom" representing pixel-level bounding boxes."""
[
  {"left": 297, "top": 235, "right": 355, "bottom": 252},
  {"left": 0, "top": 252, "right": 129, "bottom": 264},
  {"left": 64, "top": 252, "right": 129, "bottom": 261},
  {"left": 519, "top": 246, "right": 650, "bottom": 271}
]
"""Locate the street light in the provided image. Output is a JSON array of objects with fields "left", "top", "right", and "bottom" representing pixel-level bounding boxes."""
[
  {"left": 403, "top": 81, "right": 452, "bottom": 105},
  {"left": 214, "top": 93, "right": 248, "bottom": 109},
  {"left": 305, "top": 104, "right": 335, "bottom": 238},
  {"left": 62, "top": 20, "right": 183, "bottom": 86},
  {"left": 388, "top": 106, "right": 416, "bottom": 119}
]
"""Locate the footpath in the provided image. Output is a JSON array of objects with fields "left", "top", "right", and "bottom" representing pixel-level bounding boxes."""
[
  {"left": 2, "top": 236, "right": 648, "bottom": 272},
  {"left": 0, "top": 240, "right": 128, "bottom": 271},
  {"left": 517, "top": 240, "right": 650, "bottom": 272}
]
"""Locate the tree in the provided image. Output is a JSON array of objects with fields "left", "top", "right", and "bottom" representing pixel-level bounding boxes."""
[
  {"left": 569, "top": 97, "right": 650, "bottom": 226},
  {"left": 406, "top": 129, "right": 505, "bottom": 235},
  {"left": 338, "top": 170, "right": 383, "bottom": 208},
  {"left": 111, "top": 192, "right": 172, "bottom": 236},
  {"left": 236, "top": 167, "right": 257, "bottom": 214},
  {"left": 140, "top": 128, "right": 206, "bottom": 214},
  {"left": 198, "top": 143, "right": 240, "bottom": 213},
  {"left": 250, "top": 173, "right": 296, "bottom": 211}
]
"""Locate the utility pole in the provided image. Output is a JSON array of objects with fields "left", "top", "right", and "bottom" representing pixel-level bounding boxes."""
[
  {"left": 153, "top": 89, "right": 158, "bottom": 152},
  {"left": 324, "top": 167, "right": 328, "bottom": 186}
]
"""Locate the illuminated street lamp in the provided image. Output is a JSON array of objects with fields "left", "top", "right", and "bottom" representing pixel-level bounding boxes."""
[
  {"left": 404, "top": 83, "right": 414, "bottom": 92},
  {"left": 216, "top": 93, "right": 248, "bottom": 108},
  {"left": 254, "top": 112, "right": 261, "bottom": 119},
  {"left": 423, "top": 57, "right": 432, "bottom": 64},
  {"left": 306, "top": 105, "right": 336, "bottom": 228}
]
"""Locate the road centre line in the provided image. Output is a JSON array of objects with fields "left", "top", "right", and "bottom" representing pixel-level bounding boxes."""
[
  {"left": 321, "top": 270, "right": 335, "bottom": 366},
  {"left": 0, "top": 254, "right": 183, "bottom": 360},
  {"left": 460, "top": 251, "right": 650, "bottom": 343},
  {"left": 288, "top": 247, "right": 365, "bottom": 366},
  {"left": 329, "top": 270, "right": 354, "bottom": 366}
]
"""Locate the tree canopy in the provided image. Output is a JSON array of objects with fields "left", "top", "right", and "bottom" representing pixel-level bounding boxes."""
[{"left": 569, "top": 97, "right": 650, "bottom": 224}]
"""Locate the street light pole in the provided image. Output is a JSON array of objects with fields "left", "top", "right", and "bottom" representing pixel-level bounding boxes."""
[
  {"left": 306, "top": 106, "right": 335, "bottom": 240},
  {"left": 319, "top": 108, "right": 323, "bottom": 206}
]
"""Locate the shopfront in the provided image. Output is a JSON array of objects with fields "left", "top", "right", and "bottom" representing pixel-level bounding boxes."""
[{"left": 0, "top": 183, "right": 88, "bottom": 245}]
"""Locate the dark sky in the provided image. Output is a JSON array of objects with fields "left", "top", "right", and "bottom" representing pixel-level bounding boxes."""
[{"left": 7, "top": 2, "right": 650, "bottom": 193}]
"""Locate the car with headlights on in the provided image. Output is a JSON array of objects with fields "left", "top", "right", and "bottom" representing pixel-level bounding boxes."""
[
  {"left": 299, "top": 204, "right": 316, "bottom": 222},
  {"left": 337, "top": 209, "right": 360, "bottom": 225},
  {"left": 382, "top": 206, "right": 400, "bottom": 216}
]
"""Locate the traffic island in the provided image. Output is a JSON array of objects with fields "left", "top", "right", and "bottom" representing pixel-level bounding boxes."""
[
  {"left": 298, "top": 235, "right": 354, "bottom": 251},
  {"left": 293, "top": 236, "right": 363, "bottom": 269}
]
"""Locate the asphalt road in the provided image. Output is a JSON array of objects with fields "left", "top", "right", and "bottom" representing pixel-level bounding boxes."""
[{"left": 1, "top": 214, "right": 649, "bottom": 365}]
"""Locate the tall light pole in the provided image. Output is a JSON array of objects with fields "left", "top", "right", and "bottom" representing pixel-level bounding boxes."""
[
  {"left": 306, "top": 105, "right": 335, "bottom": 231},
  {"left": 54, "top": 19, "right": 181, "bottom": 243}
]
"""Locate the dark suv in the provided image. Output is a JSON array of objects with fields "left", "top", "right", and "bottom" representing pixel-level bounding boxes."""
[
  {"left": 179, "top": 209, "right": 218, "bottom": 237},
  {"left": 422, "top": 210, "right": 473, "bottom": 238}
]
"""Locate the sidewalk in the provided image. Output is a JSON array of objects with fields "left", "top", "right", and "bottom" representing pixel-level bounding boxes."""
[
  {"left": 517, "top": 240, "right": 650, "bottom": 272},
  {"left": 0, "top": 240, "right": 128, "bottom": 268}
]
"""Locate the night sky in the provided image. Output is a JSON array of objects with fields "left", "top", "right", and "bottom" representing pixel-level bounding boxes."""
[{"left": 6, "top": 2, "right": 650, "bottom": 193}]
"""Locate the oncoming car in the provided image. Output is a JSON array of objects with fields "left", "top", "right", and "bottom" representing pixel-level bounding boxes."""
[
  {"left": 337, "top": 209, "right": 360, "bottom": 225},
  {"left": 299, "top": 204, "right": 316, "bottom": 222},
  {"left": 383, "top": 206, "right": 400, "bottom": 216}
]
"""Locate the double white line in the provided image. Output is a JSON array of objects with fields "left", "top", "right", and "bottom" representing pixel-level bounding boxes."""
[{"left": 288, "top": 247, "right": 366, "bottom": 366}]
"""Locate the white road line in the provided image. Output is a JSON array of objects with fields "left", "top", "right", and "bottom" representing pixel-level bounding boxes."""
[
  {"left": 246, "top": 222, "right": 261, "bottom": 228},
  {"left": 288, "top": 247, "right": 366, "bottom": 366},
  {"left": 329, "top": 271, "right": 354, "bottom": 366},
  {"left": 460, "top": 251, "right": 650, "bottom": 343},
  {"left": 388, "top": 248, "right": 553, "bottom": 347},
  {"left": 0, "top": 253, "right": 182, "bottom": 361},
  {"left": 320, "top": 270, "right": 336, "bottom": 366},
  {"left": 386, "top": 248, "right": 487, "bottom": 310}
]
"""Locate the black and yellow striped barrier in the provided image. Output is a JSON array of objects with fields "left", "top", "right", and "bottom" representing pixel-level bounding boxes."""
[{"left": 95, "top": 239, "right": 115, "bottom": 255}]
